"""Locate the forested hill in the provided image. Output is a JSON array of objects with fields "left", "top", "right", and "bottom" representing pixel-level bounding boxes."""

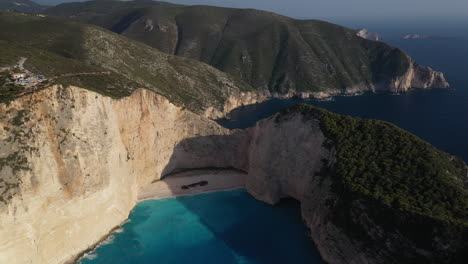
[
  {"left": 46, "top": 0, "right": 448, "bottom": 96},
  {"left": 0, "top": 10, "right": 252, "bottom": 114}
]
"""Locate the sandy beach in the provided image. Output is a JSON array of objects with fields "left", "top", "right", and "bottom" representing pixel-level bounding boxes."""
[{"left": 137, "top": 169, "right": 247, "bottom": 201}]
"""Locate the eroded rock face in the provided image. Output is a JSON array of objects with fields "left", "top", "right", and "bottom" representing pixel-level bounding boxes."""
[
  {"left": 245, "top": 113, "right": 335, "bottom": 204},
  {"left": 0, "top": 86, "right": 227, "bottom": 264},
  {"left": 389, "top": 57, "right": 450, "bottom": 92},
  {"left": 356, "top": 28, "right": 382, "bottom": 41},
  {"left": 243, "top": 113, "right": 372, "bottom": 264},
  {"left": 244, "top": 112, "right": 467, "bottom": 264}
]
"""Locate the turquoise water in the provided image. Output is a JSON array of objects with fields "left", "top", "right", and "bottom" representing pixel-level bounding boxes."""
[{"left": 78, "top": 189, "right": 323, "bottom": 264}]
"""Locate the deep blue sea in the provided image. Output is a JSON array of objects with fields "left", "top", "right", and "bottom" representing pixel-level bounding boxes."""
[{"left": 79, "top": 189, "right": 323, "bottom": 264}]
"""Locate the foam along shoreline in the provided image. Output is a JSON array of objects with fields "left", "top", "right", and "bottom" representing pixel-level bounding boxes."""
[{"left": 137, "top": 169, "right": 247, "bottom": 201}]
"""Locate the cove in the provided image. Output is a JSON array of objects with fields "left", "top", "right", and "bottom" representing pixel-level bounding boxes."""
[{"left": 78, "top": 189, "right": 323, "bottom": 264}]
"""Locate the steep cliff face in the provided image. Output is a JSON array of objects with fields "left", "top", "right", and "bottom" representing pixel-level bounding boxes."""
[
  {"left": 244, "top": 109, "right": 467, "bottom": 264},
  {"left": 244, "top": 114, "right": 371, "bottom": 264},
  {"left": 0, "top": 85, "right": 227, "bottom": 264},
  {"left": 387, "top": 56, "right": 450, "bottom": 92}
]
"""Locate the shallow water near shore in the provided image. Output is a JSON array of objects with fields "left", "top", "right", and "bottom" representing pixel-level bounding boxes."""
[{"left": 78, "top": 189, "right": 323, "bottom": 264}]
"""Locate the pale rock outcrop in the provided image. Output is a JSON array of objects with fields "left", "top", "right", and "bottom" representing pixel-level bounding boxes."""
[
  {"left": 243, "top": 113, "right": 371, "bottom": 264},
  {"left": 388, "top": 56, "right": 450, "bottom": 92},
  {"left": 0, "top": 85, "right": 227, "bottom": 264},
  {"left": 143, "top": 18, "right": 154, "bottom": 32},
  {"left": 356, "top": 29, "right": 382, "bottom": 41},
  {"left": 237, "top": 113, "right": 373, "bottom": 263},
  {"left": 257, "top": 58, "right": 449, "bottom": 102},
  {"left": 203, "top": 91, "right": 267, "bottom": 119}
]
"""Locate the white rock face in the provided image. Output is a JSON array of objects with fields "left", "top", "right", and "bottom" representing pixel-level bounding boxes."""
[
  {"left": 243, "top": 113, "right": 371, "bottom": 264},
  {"left": 0, "top": 86, "right": 227, "bottom": 264},
  {"left": 356, "top": 28, "right": 382, "bottom": 41},
  {"left": 144, "top": 18, "right": 154, "bottom": 31},
  {"left": 388, "top": 56, "right": 450, "bottom": 92},
  {"left": 245, "top": 113, "right": 333, "bottom": 203}
]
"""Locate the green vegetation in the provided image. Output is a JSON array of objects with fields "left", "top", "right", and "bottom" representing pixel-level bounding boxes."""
[
  {"left": 280, "top": 104, "right": 468, "bottom": 226},
  {"left": 0, "top": 10, "right": 252, "bottom": 113},
  {"left": 47, "top": 0, "right": 412, "bottom": 94},
  {"left": 0, "top": 72, "right": 30, "bottom": 104}
]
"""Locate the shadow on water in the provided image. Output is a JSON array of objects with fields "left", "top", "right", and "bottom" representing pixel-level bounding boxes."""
[
  {"left": 79, "top": 134, "right": 323, "bottom": 264},
  {"left": 157, "top": 135, "right": 323, "bottom": 263},
  {"left": 173, "top": 194, "right": 323, "bottom": 264}
]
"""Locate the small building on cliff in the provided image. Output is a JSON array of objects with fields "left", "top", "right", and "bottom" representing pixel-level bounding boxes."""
[{"left": 10, "top": 73, "right": 26, "bottom": 80}]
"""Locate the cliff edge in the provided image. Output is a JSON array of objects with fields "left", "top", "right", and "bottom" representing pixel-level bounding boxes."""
[
  {"left": 0, "top": 85, "right": 228, "bottom": 263},
  {"left": 244, "top": 106, "right": 467, "bottom": 263}
]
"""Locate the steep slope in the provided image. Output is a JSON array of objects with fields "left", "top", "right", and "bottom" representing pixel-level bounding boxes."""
[
  {"left": 0, "top": 10, "right": 257, "bottom": 117},
  {"left": 0, "top": 0, "right": 45, "bottom": 13},
  {"left": 244, "top": 106, "right": 468, "bottom": 263},
  {"left": 47, "top": 0, "right": 450, "bottom": 97}
]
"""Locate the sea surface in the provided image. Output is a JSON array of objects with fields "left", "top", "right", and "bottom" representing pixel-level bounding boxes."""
[
  {"left": 218, "top": 19, "right": 468, "bottom": 162},
  {"left": 78, "top": 189, "right": 323, "bottom": 264}
]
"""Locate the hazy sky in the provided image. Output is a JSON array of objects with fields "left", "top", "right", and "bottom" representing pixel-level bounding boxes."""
[
  {"left": 37, "top": 0, "right": 468, "bottom": 20},
  {"left": 161, "top": 0, "right": 468, "bottom": 19}
]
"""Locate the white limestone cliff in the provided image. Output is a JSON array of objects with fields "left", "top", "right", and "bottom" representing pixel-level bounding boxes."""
[
  {"left": 0, "top": 85, "right": 227, "bottom": 264},
  {"left": 388, "top": 56, "right": 450, "bottom": 92}
]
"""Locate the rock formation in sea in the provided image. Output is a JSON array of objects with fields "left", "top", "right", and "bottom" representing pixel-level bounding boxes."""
[{"left": 403, "top": 34, "right": 452, "bottom": 40}]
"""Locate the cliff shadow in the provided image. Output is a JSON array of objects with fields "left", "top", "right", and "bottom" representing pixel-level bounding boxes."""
[
  {"left": 159, "top": 133, "right": 248, "bottom": 178},
  {"left": 151, "top": 134, "right": 323, "bottom": 264}
]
